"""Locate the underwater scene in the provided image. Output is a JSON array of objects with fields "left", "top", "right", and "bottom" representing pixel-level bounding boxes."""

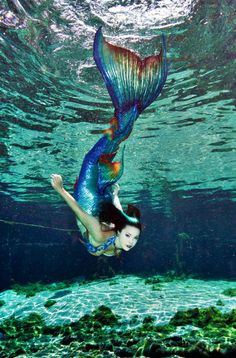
[{"left": 0, "top": 0, "right": 236, "bottom": 357}]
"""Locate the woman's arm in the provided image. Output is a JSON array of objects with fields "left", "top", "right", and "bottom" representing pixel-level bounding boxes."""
[{"left": 50, "top": 174, "right": 103, "bottom": 241}]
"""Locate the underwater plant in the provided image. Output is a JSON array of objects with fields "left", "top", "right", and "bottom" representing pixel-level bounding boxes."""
[{"left": 0, "top": 306, "right": 235, "bottom": 357}]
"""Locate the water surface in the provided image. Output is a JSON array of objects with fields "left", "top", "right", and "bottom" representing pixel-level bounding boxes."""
[{"left": 1, "top": 0, "right": 235, "bottom": 208}]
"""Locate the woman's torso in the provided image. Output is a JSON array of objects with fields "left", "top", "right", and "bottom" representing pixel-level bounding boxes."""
[
  {"left": 77, "top": 219, "right": 120, "bottom": 256},
  {"left": 87, "top": 233, "right": 117, "bottom": 256}
]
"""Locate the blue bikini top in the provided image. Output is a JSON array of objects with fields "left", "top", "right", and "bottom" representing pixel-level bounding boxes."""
[{"left": 80, "top": 234, "right": 117, "bottom": 255}]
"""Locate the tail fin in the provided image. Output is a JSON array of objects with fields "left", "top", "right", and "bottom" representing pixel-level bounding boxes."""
[
  {"left": 98, "top": 147, "right": 125, "bottom": 194},
  {"left": 93, "top": 27, "right": 167, "bottom": 115}
]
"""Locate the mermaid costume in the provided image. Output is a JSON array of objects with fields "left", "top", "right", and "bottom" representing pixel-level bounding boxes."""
[{"left": 74, "top": 28, "right": 168, "bottom": 222}]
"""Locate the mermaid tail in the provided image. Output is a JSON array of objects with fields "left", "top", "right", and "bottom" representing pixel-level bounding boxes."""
[
  {"left": 94, "top": 27, "right": 167, "bottom": 117},
  {"left": 74, "top": 28, "right": 167, "bottom": 215}
]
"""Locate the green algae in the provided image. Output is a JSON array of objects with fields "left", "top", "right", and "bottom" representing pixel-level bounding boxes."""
[
  {"left": 0, "top": 300, "right": 5, "bottom": 307},
  {"left": 144, "top": 273, "right": 191, "bottom": 292},
  {"left": 92, "top": 305, "right": 120, "bottom": 326},
  {"left": 170, "top": 306, "right": 236, "bottom": 328},
  {"left": 216, "top": 299, "right": 225, "bottom": 306},
  {"left": 144, "top": 273, "right": 190, "bottom": 286},
  {"left": 44, "top": 299, "right": 57, "bottom": 308},
  {"left": 142, "top": 315, "right": 155, "bottom": 325},
  {"left": 0, "top": 313, "right": 46, "bottom": 356},
  {"left": 145, "top": 275, "right": 175, "bottom": 285},
  {"left": 0, "top": 306, "right": 235, "bottom": 357},
  {"left": 222, "top": 288, "right": 236, "bottom": 297},
  {"left": 11, "top": 281, "right": 74, "bottom": 297},
  {"left": 150, "top": 284, "right": 164, "bottom": 291},
  {"left": 0, "top": 313, "right": 44, "bottom": 337}
]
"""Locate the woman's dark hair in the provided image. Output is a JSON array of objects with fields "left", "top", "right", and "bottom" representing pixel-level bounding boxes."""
[{"left": 99, "top": 201, "right": 142, "bottom": 234}]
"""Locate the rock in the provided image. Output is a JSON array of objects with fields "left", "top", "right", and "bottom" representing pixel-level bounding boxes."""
[
  {"left": 0, "top": 331, "right": 6, "bottom": 340},
  {"left": 61, "top": 335, "right": 77, "bottom": 345},
  {"left": 188, "top": 340, "right": 209, "bottom": 357},
  {"left": 92, "top": 305, "right": 119, "bottom": 326},
  {"left": 114, "top": 347, "right": 134, "bottom": 357},
  {"left": 0, "top": 300, "right": 5, "bottom": 307},
  {"left": 216, "top": 299, "right": 225, "bottom": 306},
  {"left": 84, "top": 342, "right": 100, "bottom": 351},
  {"left": 226, "top": 309, "right": 236, "bottom": 325},
  {"left": 222, "top": 288, "right": 236, "bottom": 297},
  {"left": 143, "top": 315, "right": 155, "bottom": 324},
  {"left": 170, "top": 307, "right": 224, "bottom": 328},
  {"left": 12, "top": 281, "right": 72, "bottom": 297},
  {"left": 143, "top": 342, "right": 164, "bottom": 358},
  {"left": 44, "top": 299, "right": 57, "bottom": 308}
]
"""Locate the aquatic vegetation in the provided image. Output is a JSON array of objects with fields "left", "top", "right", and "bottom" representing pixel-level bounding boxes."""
[
  {"left": 92, "top": 305, "right": 120, "bottom": 326},
  {"left": 0, "top": 300, "right": 5, "bottom": 307},
  {"left": 145, "top": 275, "right": 174, "bottom": 285},
  {"left": 144, "top": 272, "right": 189, "bottom": 286},
  {"left": 145, "top": 273, "right": 193, "bottom": 291},
  {"left": 11, "top": 281, "right": 75, "bottom": 297},
  {"left": 170, "top": 306, "right": 235, "bottom": 328},
  {"left": 44, "top": 299, "right": 57, "bottom": 308},
  {"left": 222, "top": 288, "right": 236, "bottom": 297},
  {"left": 142, "top": 315, "right": 155, "bottom": 325},
  {"left": 0, "top": 313, "right": 45, "bottom": 356},
  {"left": 216, "top": 299, "right": 225, "bottom": 306},
  {"left": 0, "top": 306, "right": 235, "bottom": 357},
  {"left": 151, "top": 284, "right": 164, "bottom": 291}
]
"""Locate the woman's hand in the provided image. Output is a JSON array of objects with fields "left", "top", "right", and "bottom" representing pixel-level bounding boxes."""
[{"left": 51, "top": 174, "right": 64, "bottom": 193}]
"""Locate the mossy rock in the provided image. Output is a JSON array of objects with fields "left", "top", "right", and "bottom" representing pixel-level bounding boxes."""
[
  {"left": 227, "top": 308, "right": 236, "bottom": 325},
  {"left": 216, "top": 299, "right": 225, "bottom": 306},
  {"left": 145, "top": 275, "right": 171, "bottom": 285},
  {"left": 44, "top": 299, "right": 57, "bottom": 308},
  {"left": 222, "top": 288, "right": 236, "bottom": 297},
  {"left": 92, "top": 305, "right": 120, "bottom": 326},
  {"left": 151, "top": 284, "right": 163, "bottom": 291},
  {"left": 145, "top": 273, "right": 188, "bottom": 286},
  {"left": 170, "top": 306, "right": 236, "bottom": 329},
  {"left": 0, "top": 306, "right": 235, "bottom": 358},
  {"left": 143, "top": 315, "right": 155, "bottom": 325},
  {"left": 0, "top": 313, "right": 44, "bottom": 339},
  {"left": 0, "top": 313, "right": 50, "bottom": 356},
  {"left": 11, "top": 281, "right": 72, "bottom": 297}
]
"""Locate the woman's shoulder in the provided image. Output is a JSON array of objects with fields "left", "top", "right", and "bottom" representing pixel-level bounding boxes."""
[{"left": 91, "top": 228, "right": 116, "bottom": 244}]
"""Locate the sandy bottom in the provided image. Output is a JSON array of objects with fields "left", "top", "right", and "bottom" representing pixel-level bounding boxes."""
[{"left": 0, "top": 275, "right": 235, "bottom": 327}]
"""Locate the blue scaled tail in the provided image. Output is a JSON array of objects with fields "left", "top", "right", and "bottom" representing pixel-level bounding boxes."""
[{"left": 74, "top": 28, "right": 168, "bottom": 215}]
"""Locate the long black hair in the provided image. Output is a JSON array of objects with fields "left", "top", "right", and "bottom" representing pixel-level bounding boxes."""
[{"left": 99, "top": 201, "right": 142, "bottom": 234}]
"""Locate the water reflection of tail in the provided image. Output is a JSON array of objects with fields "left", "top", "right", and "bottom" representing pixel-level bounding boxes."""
[{"left": 74, "top": 27, "right": 168, "bottom": 216}]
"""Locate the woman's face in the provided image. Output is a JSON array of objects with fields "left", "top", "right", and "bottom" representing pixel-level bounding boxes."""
[{"left": 117, "top": 225, "right": 140, "bottom": 251}]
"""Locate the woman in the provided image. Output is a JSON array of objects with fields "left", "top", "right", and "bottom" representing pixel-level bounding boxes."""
[
  {"left": 51, "top": 175, "right": 141, "bottom": 256},
  {"left": 51, "top": 28, "right": 167, "bottom": 256}
]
